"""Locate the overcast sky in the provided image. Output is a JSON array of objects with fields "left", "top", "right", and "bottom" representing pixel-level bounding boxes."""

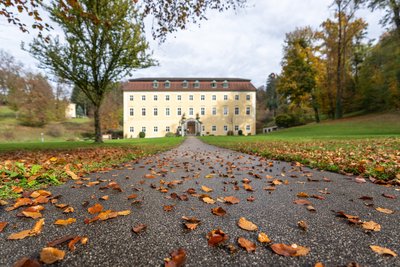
[{"left": 0, "top": 0, "right": 384, "bottom": 88}]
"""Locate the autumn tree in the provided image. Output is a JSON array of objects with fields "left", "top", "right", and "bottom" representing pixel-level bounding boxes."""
[
  {"left": 277, "top": 27, "right": 321, "bottom": 123},
  {"left": 265, "top": 73, "right": 279, "bottom": 117},
  {"left": 28, "top": 0, "right": 154, "bottom": 143}
]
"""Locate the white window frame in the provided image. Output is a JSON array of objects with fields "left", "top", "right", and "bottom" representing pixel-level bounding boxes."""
[
  {"left": 200, "top": 107, "right": 205, "bottom": 116},
  {"left": 212, "top": 125, "right": 217, "bottom": 132},
  {"left": 129, "top": 127, "right": 134, "bottom": 133},
  {"left": 165, "top": 80, "right": 171, "bottom": 88},
  {"left": 153, "top": 80, "right": 158, "bottom": 89},
  {"left": 166, "top": 108, "right": 170, "bottom": 116},
  {"left": 177, "top": 107, "right": 182, "bottom": 116},
  {"left": 246, "top": 106, "right": 251, "bottom": 115},
  {"left": 189, "top": 108, "right": 194, "bottom": 116},
  {"left": 212, "top": 95, "right": 216, "bottom": 101},
  {"left": 223, "top": 80, "right": 229, "bottom": 89},
  {"left": 201, "top": 95, "right": 205, "bottom": 101},
  {"left": 166, "top": 126, "right": 170, "bottom": 132},
  {"left": 224, "top": 125, "right": 228, "bottom": 132},
  {"left": 246, "top": 94, "right": 251, "bottom": 101},
  {"left": 177, "top": 95, "right": 182, "bottom": 101},
  {"left": 246, "top": 125, "right": 251, "bottom": 131},
  {"left": 141, "top": 95, "right": 146, "bottom": 101},
  {"left": 224, "top": 95, "right": 228, "bottom": 101},
  {"left": 212, "top": 107, "right": 217, "bottom": 116},
  {"left": 129, "top": 108, "right": 134, "bottom": 116},
  {"left": 211, "top": 80, "right": 217, "bottom": 88},
  {"left": 189, "top": 95, "right": 194, "bottom": 101},
  {"left": 194, "top": 80, "right": 200, "bottom": 88},
  {"left": 235, "top": 107, "right": 239, "bottom": 115},
  {"left": 142, "top": 126, "right": 146, "bottom": 133},
  {"left": 223, "top": 106, "right": 228, "bottom": 116},
  {"left": 129, "top": 95, "right": 134, "bottom": 101},
  {"left": 154, "top": 126, "right": 158, "bottom": 132},
  {"left": 153, "top": 108, "right": 158, "bottom": 116},
  {"left": 141, "top": 108, "right": 146, "bottom": 116},
  {"left": 235, "top": 95, "right": 239, "bottom": 100},
  {"left": 235, "top": 125, "right": 239, "bottom": 131},
  {"left": 166, "top": 95, "right": 170, "bottom": 101},
  {"left": 182, "top": 80, "right": 188, "bottom": 88},
  {"left": 153, "top": 95, "right": 158, "bottom": 101}
]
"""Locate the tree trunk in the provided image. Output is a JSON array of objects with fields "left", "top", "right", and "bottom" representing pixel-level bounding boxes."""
[
  {"left": 335, "top": 4, "right": 344, "bottom": 119},
  {"left": 390, "top": 0, "right": 400, "bottom": 35},
  {"left": 94, "top": 105, "right": 103, "bottom": 143}
]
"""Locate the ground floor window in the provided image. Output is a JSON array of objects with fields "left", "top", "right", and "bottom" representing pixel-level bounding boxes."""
[
  {"left": 166, "top": 126, "right": 170, "bottom": 132},
  {"left": 224, "top": 125, "right": 228, "bottom": 131},
  {"left": 212, "top": 125, "right": 216, "bottom": 132},
  {"left": 129, "top": 127, "right": 134, "bottom": 132},
  {"left": 154, "top": 126, "right": 158, "bottom": 132},
  {"left": 141, "top": 127, "right": 146, "bottom": 133},
  {"left": 235, "top": 125, "right": 239, "bottom": 131},
  {"left": 246, "top": 125, "right": 251, "bottom": 131},
  {"left": 202, "top": 125, "right": 205, "bottom": 131}
]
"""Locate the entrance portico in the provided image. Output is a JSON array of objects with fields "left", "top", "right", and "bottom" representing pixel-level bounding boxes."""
[{"left": 181, "top": 118, "right": 201, "bottom": 136}]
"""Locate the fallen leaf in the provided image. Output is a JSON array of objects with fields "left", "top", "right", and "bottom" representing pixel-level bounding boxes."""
[
  {"left": 297, "top": 192, "right": 309, "bottom": 198},
  {"left": 382, "top": 193, "right": 396, "bottom": 199},
  {"left": 21, "top": 211, "right": 42, "bottom": 219},
  {"left": 88, "top": 203, "right": 103, "bottom": 214},
  {"left": 258, "top": 232, "right": 271, "bottom": 243},
  {"left": 54, "top": 218, "right": 76, "bottom": 226},
  {"left": 7, "top": 198, "right": 32, "bottom": 211},
  {"left": 47, "top": 235, "right": 76, "bottom": 247},
  {"left": 359, "top": 196, "right": 373, "bottom": 201},
  {"left": 7, "top": 229, "right": 32, "bottom": 240},
  {"left": 314, "top": 262, "right": 324, "bottom": 267},
  {"left": 100, "top": 195, "right": 109, "bottom": 201},
  {"left": 247, "top": 196, "right": 255, "bottom": 202},
  {"left": 12, "top": 257, "right": 41, "bottom": 267},
  {"left": 306, "top": 205, "right": 316, "bottom": 212},
  {"left": 370, "top": 245, "right": 397, "bottom": 257},
  {"left": 201, "top": 186, "right": 213, "bottom": 193},
  {"left": 144, "top": 174, "right": 156, "bottom": 179},
  {"left": 117, "top": 210, "right": 131, "bottom": 216},
  {"left": 224, "top": 196, "right": 240, "bottom": 204},
  {"left": 132, "top": 224, "right": 147, "bottom": 234},
  {"left": 55, "top": 203, "right": 68, "bottom": 209},
  {"left": 311, "top": 195, "right": 325, "bottom": 200},
  {"left": 237, "top": 217, "right": 258, "bottom": 231},
  {"left": 211, "top": 207, "right": 226, "bottom": 216},
  {"left": 127, "top": 194, "right": 138, "bottom": 199},
  {"left": 293, "top": 199, "right": 312, "bottom": 205},
  {"left": 31, "top": 218, "right": 45, "bottom": 234},
  {"left": 40, "top": 247, "right": 65, "bottom": 264},
  {"left": 63, "top": 207, "right": 74, "bottom": 213},
  {"left": 207, "top": 229, "right": 229, "bottom": 246},
  {"left": 238, "top": 237, "right": 256, "bottom": 252},
  {"left": 68, "top": 236, "right": 81, "bottom": 251},
  {"left": 298, "top": 220, "right": 308, "bottom": 231},
  {"left": 164, "top": 205, "right": 175, "bottom": 212},
  {"left": 0, "top": 222, "right": 8, "bottom": 232},
  {"left": 164, "top": 248, "right": 187, "bottom": 267},
  {"left": 362, "top": 221, "right": 381, "bottom": 231},
  {"left": 65, "top": 164, "right": 79, "bottom": 180},
  {"left": 185, "top": 223, "right": 199, "bottom": 230},
  {"left": 270, "top": 243, "right": 310, "bottom": 257},
  {"left": 355, "top": 177, "right": 366, "bottom": 183},
  {"left": 375, "top": 207, "right": 394, "bottom": 214},
  {"left": 243, "top": 184, "right": 253, "bottom": 191},
  {"left": 202, "top": 197, "right": 215, "bottom": 204},
  {"left": 205, "top": 174, "right": 215, "bottom": 179}
]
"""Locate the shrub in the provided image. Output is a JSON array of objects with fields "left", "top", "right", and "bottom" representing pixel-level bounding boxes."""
[
  {"left": 46, "top": 124, "right": 65, "bottom": 137},
  {"left": 165, "top": 132, "right": 175, "bottom": 137},
  {"left": 238, "top": 130, "right": 243, "bottom": 136},
  {"left": 247, "top": 133, "right": 251, "bottom": 136},
  {"left": 81, "top": 132, "right": 95, "bottom": 140},
  {"left": 139, "top": 131, "right": 145, "bottom": 138},
  {"left": 275, "top": 114, "right": 295, "bottom": 128},
  {"left": 107, "top": 129, "right": 123, "bottom": 139},
  {"left": 227, "top": 130, "right": 234, "bottom": 136}
]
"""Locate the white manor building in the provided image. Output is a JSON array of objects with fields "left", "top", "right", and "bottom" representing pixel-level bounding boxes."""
[{"left": 122, "top": 78, "right": 256, "bottom": 138}]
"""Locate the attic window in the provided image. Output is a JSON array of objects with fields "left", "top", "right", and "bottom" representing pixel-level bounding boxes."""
[
  {"left": 153, "top": 80, "right": 158, "bottom": 89},
  {"left": 194, "top": 80, "right": 200, "bottom": 88},
  {"left": 182, "top": 80, "right": 188, "bottom": 88},
  {"left": 165, "top": 80, "right": 171, "bottom": 88},
  {"left": 223, "top": 80, "right": 229, "bottom": 88},
  {"left": 211, "top": 80, "right": 217, "bottom": 88}
]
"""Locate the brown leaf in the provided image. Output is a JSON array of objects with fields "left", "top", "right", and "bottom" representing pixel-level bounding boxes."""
[
  {"left": 247, "top": 196, "right": 255, "bottom": 202},
  {"left": 88, "top": 203, "right": 103, "bottom": 214},
  {"left": 369, "top": 245, "right": 397, "bottom": 257},
  {"left": 47, "top": 235, "right": 76, "bottom": 247},
  {"left": 201, "top": 185, "right": 213, "bottom": 193},
  {"left": 7, "top": 229, "right": 32, "bottom": 240},
  {"left": 127, "top": 194, "right": 138, "bottom": 199},
  {"left": 0, "top": 222, "right": 8, "bottom": 232},
  {"left": 132, "top": 224, "right": 147, "bottom": 234},
  {"left": 297, "top": 192, "right": 309, "bottom": 198},
  {"left": 7, "top": 198, "right": 32, "bottom": 211},
  {"left": 164, "top": 205, "right": 175, "bottom": 212},
  {"left": 100, "top": 195, "right": 109, "bottom": 201},
  {"left": 224, "top": 196, "right": 240, "bottom": 204},
  {"left": 306, "top": 205, "right": 316, "bottom": 212},
  {"left": 258, "top": 232, "right": 271, "bottom": 243},
  {"left": 65, "top": 164, "right": 79, "bottom": 180},
  {"left": 293, "top": 199, "right": 312, "bottom": 205},
  {"left": 202, "top": 197, "right": 215, "bottom": 204},
  {"left": 211, "top": 207, "right": 226, "bottom": 216},
  {"left": 382, "top": 193, "right": 396, "bottom": 199},
  {"left": 207, "top": 229, "right": 229, "bottom": 246},
  {"left": 362, "top": 221, "right": 381, "bottom": 231},
  {"left": 164, "top": 248, "right": 187, "bottom": 267},
  {"left": 238, "top": 237, "right": 256, "bottom": 252},
  {"left": 270, "top": 243, "right": 310, "bottom": 257},
  {"left": 63, "top": 207, "right": 74, "bottom": 213},
  {"left": 13, "top": 257, "right": 41, "bottom": 267},
  {"left": 21, "top": 211, "right": 42, "bottom": 219},
  {"left": 185, "top": 223, "right": 199, "bottom": 230},
  {"left": 23, "top": 205, "right": 45, "bottom": 212},
  {"left": 40, "top": 247, "right": 65, "bottom": 264},
  {"left": 311, "top": 195, "right": 325, "bottom": 200},
  {"left": 182, "top": 216, "right": 201, "bottom": 223},
  {"left": 375, "top": 207, "right": 394, "bottom": 214},
  {"left": 55, "top": 203, "right": 68, "bottom": 209},
  {"left": 359, "top": 196, "right": 373, "bottom": 201},
  {"left": 68, "top": 236, "right": 81, "bottom": 251},
  {"left": 243, "top": 184, "right": 253, "bottom": 191},
  {"left": 54, "top": 218, "right": 76, "bottom": 226},
  {"left": 144, "top": 174, "right": 156, "bottom": 179},
  {"left": 298, "top": 220, "right": 308, "bottom": 231},
  {"left": 31, "top": 218, "right": 45, "bottom": 234},
  {"left": 237, "top": 217, "right": 258, "bottom": 231}
]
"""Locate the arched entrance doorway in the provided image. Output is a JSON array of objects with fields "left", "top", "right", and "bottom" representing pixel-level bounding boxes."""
[{"left": 183, "top": 119, "right": 201, "bottom": 136}]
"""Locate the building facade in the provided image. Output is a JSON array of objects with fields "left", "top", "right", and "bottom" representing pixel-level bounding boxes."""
[{"left": 123, "top": 78, "right": 256, "bottom": 138}]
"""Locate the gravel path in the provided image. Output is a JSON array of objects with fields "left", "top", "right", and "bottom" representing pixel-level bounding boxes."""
[{"left": 0, "top": 137, "right": 399, "bottom": 267}]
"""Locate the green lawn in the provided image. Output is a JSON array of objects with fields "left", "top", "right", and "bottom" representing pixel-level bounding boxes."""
[{"left": 200, "top": 112, "right": 400, "bottom": 180}]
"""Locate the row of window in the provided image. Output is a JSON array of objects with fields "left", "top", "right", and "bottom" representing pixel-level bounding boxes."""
[
  {"left": 129, "top": 94, "right": 251, "bottom": 101},
  {"left": 129, "top": 106, "right": 252, "bottom": 117},
  {"left": 152, "top": 80, "right": 229, "bottom": 89},
  {"left": 129, "top": 125, "right": 251, "bottom": 133}
]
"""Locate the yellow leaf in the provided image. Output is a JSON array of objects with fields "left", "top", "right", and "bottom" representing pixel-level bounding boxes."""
[
  {"left": 22, "top": 211, "right": 42, "bottom": 219},
  {"left": 237, "top": 217, "right": 258, "bottom": 231},
  {"left": 7, "top": 229, "right": 32, "bottom": 240},
  {"left": 40, "top": 247, "right": 65, "bottom": 264},
  {"left": 362, "top": 221, "right": 381, "bottom": 232},
  {"left": 31, "top": 218, "right": 45, "bottom": 235},
  {"left": 54, "top": 218, "right": 76, "bottom": 226},
  {"left": 258, "top": 232, "right": 271, "bottom": 243},
  {"left": 117, "top": 210, "right": 131, "bottom": 216},
  {"left": 202, "top": 197, "right": 215, "bottom": 204},
  {"left": 65, "top": 164, "right": 79, "bottom": 180},
  {"left": 201, "top": 186, "right": 213, "bottom": 193},
  {"left": 370, "top": 245, "right": 397, "bottom": 257},
  {"left": 297, "top": 192, "right": 309, "bottom": 198},
  {"left": 205, "top": 174, "right": 214, "bottom": 179},
  {"left": 375, "top": 207, "right": 394, "bottom": 214}
]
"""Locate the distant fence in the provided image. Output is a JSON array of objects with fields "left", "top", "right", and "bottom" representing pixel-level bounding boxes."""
[{"left": 262, "top": 126, "right": 278, "bottom": 134}]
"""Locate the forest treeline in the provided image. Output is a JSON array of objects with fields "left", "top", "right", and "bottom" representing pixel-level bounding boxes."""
[{"left": 257, "top": 0, "right": 400, "bottom": 129}]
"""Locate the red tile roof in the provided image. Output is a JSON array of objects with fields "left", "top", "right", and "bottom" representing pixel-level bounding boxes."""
[{"left": 122, "top": 78, "right": 257, "bottom": 92}]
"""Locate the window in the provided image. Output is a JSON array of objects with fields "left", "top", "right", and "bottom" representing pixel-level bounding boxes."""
[
  {"left": 246, "top": 125, "right": 251, "bottom": 131},
  {"left": 235, "top": 107, "right": 239, "bottom": 115},
  {"left": 194, "top": 80, "right": 200, "bottom": 88},
  {"left": 212, "top": 95, "right": 216, "bottom": 101},
  {"left": 200, "top": 107, "right": 205, "bottom": 116},
  {"left": 142, "top": 95, "right": 146, "bottom": 101},
  {"left": 153, "top": 80, "right": 158, "bottom": 88},
  {"left": 177, "top": 107, "right": 182, "bottom": 116},
  {"left": 182, "top": 80, "right": 188, "bottom": 88},
  {"left": 212, "top": 125, "right": 217, "bottom": 132},
  {"left": 223, "top": 80, "right": 229, "bottom": 88},
  {"left": 211, "top": 80, "right": 217, "bottom": 88},
  {"left": 177, "top": 95, "right": 182, "bottom": 101},
  {"left": 153, "top": 108, "right": 158, "bottom": 116},
  {"left": 129, "top": 108, "right": 134, "bottom": 116},
  {"left": 212, "top": 107, "right": 217, "bottom": 115},
  {"left": 235, "top": 95, "right": 239, "bottom": 100},
  {"left": 201, "top": 95, "right": 205, "bottom": 101},
  {"left": 129, "top": 95, "right": 134, "bottom": 101},
  {"left": 166, "top": 126, "right": 170, "bottom": 132},
  {"left": 189, "top": 108, "right": 194, "bottom": 116},
  {"left": 166, "top": 108, "right": 170, "bottom": 116},
  {"left": 223, "top": 106, "right": 228, "bottom": 116},
  {"left": 153, "top": 95, "right": 158, "bottom": 101},
  {"left": 189, "top": 95, "right": 194, "bottom": 101},
  {"left": 235, "top": 125, "right": 239, "bottom": 131},
  {"left": 141, "top": 108, "right": 146, "bottom": 116},
  {"left": 224, "top": 95, "right": 228, "bottom": 101},
  {"left": 178, "top": 126, "right": 182, "bottom": 132},
  {"left": 246, "top": 106, "right": 251, "bottom": 115},
  {"left": 246, "top": 94, "right": 251, "bottom": 101},
  {"left": 202, "top": 125, "right": 205, "bottom": 131},
  {"left": 224, "top": 125, "right": 228, "bottom": 132},
  {"left": 166, "top": 95, "right": 170, "bottom": 101},
  {"left": 141, "top": 127, "right": 146, "bottom": 133},
  {"left": 154, "top": 126, "right": 158, "bottom": 132},
  {"left": 165, "top": 80, "right": 170, "bottom": 88},
  {"left": 129, "top": 127, "right": 134, "bottom": 133}
]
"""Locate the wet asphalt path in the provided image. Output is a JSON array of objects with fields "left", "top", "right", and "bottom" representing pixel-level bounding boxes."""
[{"left": 0, "top": 137, "right": 399, "bottom": 267}]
